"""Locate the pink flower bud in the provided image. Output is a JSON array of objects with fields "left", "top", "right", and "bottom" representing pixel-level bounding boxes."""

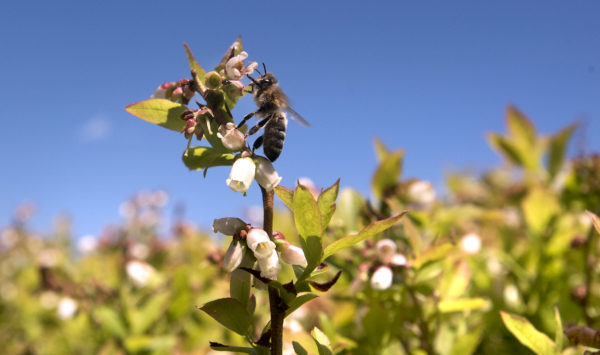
[
  {"left": 226, "top": 157, "right": 256, "bottom": 193},
  {"left": 246, "top": 228, "right": 275, "bottom": 259},
  {"left": 370, "top": 266, "right": 393, "bottom": 290},
  {"left": 255, "top": 156, "right": 282, "bottom": 192},
  {"left": 223, "top": 240, "right": 244, "bottom": 272},
  {"left": 212, "top": 217, "right": 246, "bottom": 235},
  {"left": 151, "top": 82, "right": 175, "bottom": 99}
]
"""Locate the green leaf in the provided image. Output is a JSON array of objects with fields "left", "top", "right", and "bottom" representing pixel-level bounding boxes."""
[
  {"left": 521, "top": 187, "right": 559, "bottom": 235},
  {"left": 554, "top": 307, "right": 563, "bottom": 353},
  {"left": 209, "top": 342, "right": 258, "bottom": 354},
  {"left": 413, "top": 243, "right": 454, "bottom": 269},
  {"left": 438, "top": 298, "right": 489, "bottom": 313},
  {"left": 183, "top": 43, "right": 206, "bottom": 83},
  {"left": 274, "top": 185, "right": 294, "bottom": 210},
  {"left": 312, "top": 327, "right": 333, "bottom": 355},
  {"left": 317, "top": 179, "right": 340, "bottom": 232},
  {"left": 547, "top": 124, "right": 576, "bottom": 179},
  {"left": 230, "top": 251, "right": 254, "bottom": 310},
  {"left": 450, "top": 327, "right": 483, "bottom": 355},
  {"left": 125, "top": 99, "right": 188, "bottom": 132},
  {"left": 323, "top": 211, "right": 407, "bottom": 260},
  {"left": 130, "top": 292, "right": 170, "bottom": 334},
  {"left": 292, "top": 341, "right": 309, "bottom": 355},
  {"left": 93, "top": 307, "right": 127, "bottom": 339},
  {"left": 182, "top": 146, "right": 235, "bottom": 170},
  {"left": 373, "top": 137, "right": 389, "bottom": 162},
  {"left": 372, "top": 150, "right": 404, "bottom": 200},
  {"left": 500, "top": 311, "right": 556, "bottom": 355},
  {"left": 199, "top": 298, "right": 251, "bottom": 336},
  {"left": 506, "top": 105, "right": 537, "bottom": 148},
  {"left": 299, "top": 236, "right": 324, "bottom": 281},
  {"left": 487, "top": 133, "right": 525, "bottom": 166},
  {"left": 293, "top": 183, "right": 322, "bottom": 239},
  {"left": 286, "top": 293, "right": 318, "bottom": 318},
  {"left": 401, "top": 215, "right": 422, "bottom": 256},
  {"left": 124, "top": 335, "right": 176, "bottom": 353},
  {"left": 215, "top": 36, "right": 243, "bottom": 71},
  {"left": 195, "top": 110, "right": 228, "bottom": 150}
]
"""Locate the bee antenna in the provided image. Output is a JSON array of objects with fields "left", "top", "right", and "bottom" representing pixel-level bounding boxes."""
[{"left": 262, "top": 63, "right": 267, "bottom": 74}]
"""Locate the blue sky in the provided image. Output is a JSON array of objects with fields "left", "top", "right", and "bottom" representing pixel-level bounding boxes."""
[{"left": 1, "top": 1, "right": 599, "bottom": 238}]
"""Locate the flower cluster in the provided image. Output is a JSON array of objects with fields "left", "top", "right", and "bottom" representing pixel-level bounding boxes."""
[
  {"left": 351, "top": 238, "right": 407, "bottom": 291},
  {"left": 226, "top": 155, "right": 282, "bottom": 193},
  {"left": 213, "top": 218, "right": 306, "bottom": 279}
]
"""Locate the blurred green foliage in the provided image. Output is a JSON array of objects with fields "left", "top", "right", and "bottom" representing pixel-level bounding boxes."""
[{"left": 1, "top": 106, "right": 599, "bottom": 354}]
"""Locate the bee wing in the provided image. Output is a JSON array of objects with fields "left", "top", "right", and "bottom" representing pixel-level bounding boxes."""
[{"left": 284, "top": 106, "right": 311, "bottom": 127}]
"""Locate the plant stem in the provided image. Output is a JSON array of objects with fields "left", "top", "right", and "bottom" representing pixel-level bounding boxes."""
[{"left": 261, "top": 186, "right": 284, "bottom": 355}]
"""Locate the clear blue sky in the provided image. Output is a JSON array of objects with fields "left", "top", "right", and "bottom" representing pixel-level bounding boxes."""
[{"left": 1, "top": 1, "right": 599, "bottom": 237}]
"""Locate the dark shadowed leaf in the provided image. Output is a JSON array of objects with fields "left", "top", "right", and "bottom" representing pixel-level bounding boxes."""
[
  {"left": 199, "top": 298, "right": 251, "bottom": 336},
  {"left": 292, "top": 341, "right": 309, "bottom": 355},
  {"left": 182, "top": 146, "right": 234, "bottom": 171},
  {"left": 125, "top": 99, "right": 188, "bottom": 132},
  {"left": 323, "top": 211, "right": 407, "bottom": 260},
  {"left": 309, "top": 270, "right": 342, "bottom": 292},
  {"left": 209, "top": 342, "right": 257, "bottom": 354}
]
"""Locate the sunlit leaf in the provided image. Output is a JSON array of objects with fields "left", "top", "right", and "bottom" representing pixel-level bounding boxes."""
[
  {"left": 438, "top": 298, "right": 489, "bottom": 313},
  {"left": 274, "top": 185, "right": 294, "bottom": 210},
  {"left": 294, "top": 183, "right": 322, "bottom": 239},
  {"left": 199, "top": 298, "right": 251, "bottom": 336},
  {"left": 182, "top": 146, "right": 234, "bottom": 171},
  {"left": 124, "top": 335, "right": 176, "bottom": 353},
  {"left": 401, "top": 215, "right": 422, "bottom": 256},
  {"left": 373, "top": 137, "right": 389, "bottom": 162},
  {"left": 130, "top": 292, "right": 170, "bottom": 334},
  {"left": 506, "top": 105, "right": 537, "bottom": 147},
  {"left": 317, "top": 179, "right": 340, "bottom": 232},
  {"left": 521, "top": 187, "right": 559, "bottom": 235},
  {"left": 500, "top": 311, "right": 556, "bottom": 355},
  {"left": 125, "top": 99, "right": 188, "bottom": 131},
  {"left": 209, "top": 342, "right": 257, "bottom": 354},
  {"left": 450, "top": 327, "right": 483, "bottom": 355},
  {"left": 93, "top": 307, "right": 127, "bottom": 339},
  {"left": 554, "top": 307, "right": 563, "bottom": 352},
  {"left": 299, "top": 236, "right": 323, "bottom": 280},
  {"left": 323, "top": 212, "right": 407, "bottom": 260},
  {"left": 372, "top": 150, "right": 403, "bottom": 200},
  {"left": 312, "top": 327, "right": 333, "bottom": 355},
  {"left": 412, "top": 242, "right": 454, "bottom": 269},
  {"left": 487, "top": 133, "right": 524, "bottom": 166},
  {"left": 183, "top": 43, "right": 206, "bottom": 83},
  {"left": 547, "top": 124, "right": 576, "bottom": 179}
]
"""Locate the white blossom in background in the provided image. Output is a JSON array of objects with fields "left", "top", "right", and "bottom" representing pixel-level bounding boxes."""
[
  {"left": 375, "top": 239, "right": 397, "bottom": 263},
  {"left": 370, "top": 265, "right": 393, "bottom": 290},
  {"left": 254, "top": 157, "right": 282, "bottom": 192},
  {"left": 130, "top": 243, "right": 150, "bottom": 260},
  {"left": 126, "top": 260, "right": 156, "bottom": 287},
  {"left": 217, "top": 123, "right": 246, "bottom": 152},
  {"left": 223, "top": 240, "right": 244, "bottom": 272},
  {"left": 503, "top": 284, "right": 520, "bottom": 307},
  {"left": 1, "top": 228, "right": 18, "bottom": 248},
  {"left": 226, "top": 157, "right": 256, "bottom": 193},
  {"left": 57, "top": 297, "right": 78, "bottom": 319},
  {"left": 257, "top": 250, "right": 281, "bottom": 278},
  {"left": 460, "top": 232, "right": 482, "bottom": 254},
  {"left": 213, "top": 217, "right": 247, "bottom": 235},
  {"left": 390, "top": 253, "right": 407, "bottom": 267},
  {"left": 280, "top": 243, "right": 307, "bottom": 266},
  {"left": 407, "top": 180, "right": 436, "bottom": 207},
  {"left": 77, "top": 234, "right": 98, "bottom": 254},
  {"left": 246, "top": 228, "right": 276, "bottom": 259}
]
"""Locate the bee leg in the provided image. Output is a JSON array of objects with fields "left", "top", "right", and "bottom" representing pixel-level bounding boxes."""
[
  {"left": 246, "top": 116, "right": 270, "bottom": 137},
  {"left": 252, "top": 135, "right": 264, "bottom": 152},
  {"left": 236, "top": 112, "right": 255, "bottom": 129}
]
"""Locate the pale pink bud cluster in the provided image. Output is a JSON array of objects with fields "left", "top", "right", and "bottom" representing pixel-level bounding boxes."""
[{"left": 368, "top": 239, "right": 406, "bottom": 290}]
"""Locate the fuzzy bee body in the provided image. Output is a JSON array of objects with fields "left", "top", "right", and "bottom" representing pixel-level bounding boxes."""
[{"left": 239, "top": 70, "right": 310, "bottom": 162}]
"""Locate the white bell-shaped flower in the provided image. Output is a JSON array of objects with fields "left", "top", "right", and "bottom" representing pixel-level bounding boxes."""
[
  {"left": 246, "top": 228, "right": 276, "bottom": 259},
  {"left": 280, "top": 244, "right": 307, "bottom": 266},
  {"left": 223, "top": 240, "right": 244, "bottom": 272},
  {"left": 226, "top": 157, "right": 256, "bottom": 193},
  {"left": 217, "top": 123, "right": 246, "bottom": 152},
  {"left": 257, "top": 250, "right": 281, "bottom": 278},
  {"left": 255, "top": 156, "right": 282, "bottom": 192}
]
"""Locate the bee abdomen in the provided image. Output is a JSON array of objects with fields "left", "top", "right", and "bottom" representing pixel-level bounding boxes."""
[{"left": 263, "top": 114, "right": 287, "bottom": 162}]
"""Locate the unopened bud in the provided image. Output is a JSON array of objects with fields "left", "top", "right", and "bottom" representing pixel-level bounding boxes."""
[
  {"left": 280, "top": 244, "right": 307, "bottom": 266},
  {"left": 223, "top": 240, "right": 244, "bottom": 272},
  {"left": 205, "top": 71, "right": 222, "bottom": 89},
  {"left": 375, "top": 239, "right": 397, "bottom": 263}
]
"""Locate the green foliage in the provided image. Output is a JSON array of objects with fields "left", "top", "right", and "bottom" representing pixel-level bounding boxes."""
[
  {"left": 125, "top": 99, "right": 188, "bottom": 131},
  {"left": 200, "top": 298, "right": 251, "bottom": 336},
  {"left": 500, "top": 311, "right": 557, "bottom": 355}
]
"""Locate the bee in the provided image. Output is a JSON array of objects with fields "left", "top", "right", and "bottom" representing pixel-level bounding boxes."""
[{"left": 237, "top": 64, "right": 310, "bottom": 162}]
